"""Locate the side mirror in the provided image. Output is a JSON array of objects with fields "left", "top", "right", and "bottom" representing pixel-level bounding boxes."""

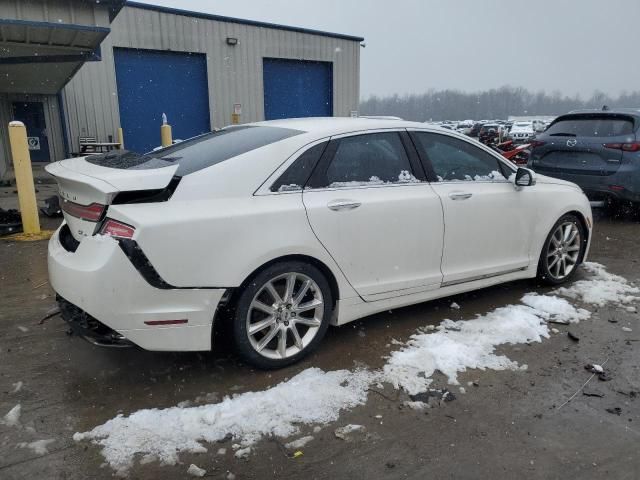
[{"left": 515, "top": 167, "right": 536, "bottom": 187}]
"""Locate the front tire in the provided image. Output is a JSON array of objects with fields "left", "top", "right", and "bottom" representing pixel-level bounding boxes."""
[
  {"left": 537, "top": 214, "right": 586, "bottom": 285},
  {"left": 232, "top": 261, "right": 333, "bottom": 369}
]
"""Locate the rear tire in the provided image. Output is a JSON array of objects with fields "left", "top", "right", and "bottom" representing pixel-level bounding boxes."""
[
  {"left": 537, "top": 214, "right": 586, "bottom": 285},
  {"left": 232, "top": 261, "right": 333, "bottom": 369}
]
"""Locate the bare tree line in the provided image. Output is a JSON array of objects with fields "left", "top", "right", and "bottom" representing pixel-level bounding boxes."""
[{"left": 359, "top": 86, "right": 640, "bottom": 121}]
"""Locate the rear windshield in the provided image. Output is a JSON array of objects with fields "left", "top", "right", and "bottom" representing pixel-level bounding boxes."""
[
  {"left": 546, "top": 116, "right": 634, "bottom": 137},
  {"left": 86, "top": 125, "right": 303, "bottom": 176}
]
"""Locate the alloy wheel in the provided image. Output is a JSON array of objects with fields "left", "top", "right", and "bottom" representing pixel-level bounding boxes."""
[
  {"left": 545, "top": 221, "right": 582, "bottom": 280},
  {"left": 246, "top": 273, "right": 324, "bottom": 360}
]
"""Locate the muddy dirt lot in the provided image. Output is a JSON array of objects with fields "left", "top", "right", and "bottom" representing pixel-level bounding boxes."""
[{"left": 1, "top": 210, "right": 639, "bottom": 480}]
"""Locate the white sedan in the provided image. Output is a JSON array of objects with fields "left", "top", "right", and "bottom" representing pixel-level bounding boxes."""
[{"left": 46, "top": 118, "right": 592, "bottom": 368}]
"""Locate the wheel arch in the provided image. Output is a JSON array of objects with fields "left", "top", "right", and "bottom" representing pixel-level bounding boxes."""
[
  {"left": 219, "top": 254, "right": 340, "bottom": 320},
  {"left": 536, "top": 209, "right": 590, "bottom": 275},
  {"left": 565, "top": 209, "right": 590, "bottom": 263}
]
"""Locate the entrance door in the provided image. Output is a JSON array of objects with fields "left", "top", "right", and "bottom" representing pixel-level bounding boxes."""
[{"left": 12, "top": 102, "right": 50, "bottom": 162}]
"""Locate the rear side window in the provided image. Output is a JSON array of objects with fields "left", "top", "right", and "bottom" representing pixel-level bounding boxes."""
[
  {"left": 313, "top": 132, "right": 419, "bottom": 188},
  {"left": 412, "top": 132, "right": 510, "bottom": 182},
  {"left": 271, "top": 142, "right": 328, "bottom": 192},
  {"left": 546, "top": 117, "right": 634, "bottom": 137},
  {"left": 86, "top": 126, "right": 303, "bottom": 175}
]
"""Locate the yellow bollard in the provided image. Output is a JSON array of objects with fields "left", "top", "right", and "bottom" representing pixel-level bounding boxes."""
[
  {"left": 117, "top": 127, "right": 124, "bottom": 150},
  {"left": 160, "top": 113, "right": 172, "bottom": 148},
  {"left": 9, "top": 121, "right": 40, "bottom": 234},
  {"left": 2, "top": 121, "right": 53, "bottom": 242}
]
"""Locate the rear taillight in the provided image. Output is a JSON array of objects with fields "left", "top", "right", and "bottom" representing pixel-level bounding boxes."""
[
  {"left": 100, "top": 219, "right": 135, "bottom": 239},
  {"left": 61, "top": 200, "right": 105, "bottom": 222},
  {"left": 603, "top": 142, "right": 640, "bottom": 152},
  {"left": 529, "top": 140, "right": 546, "bottom": 148}
]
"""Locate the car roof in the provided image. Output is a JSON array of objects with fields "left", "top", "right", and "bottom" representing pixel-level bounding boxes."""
[
  {"left": 566, "top": 108, "right": 640, "bottom": 119},
  {"left": 245, "top": 117, "right": 435, "bottom": 137}
]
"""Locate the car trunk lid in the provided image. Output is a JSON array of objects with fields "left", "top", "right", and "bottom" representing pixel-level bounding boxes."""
[{"left": 45, "top": 155, "right": 178, "bottom": 241}]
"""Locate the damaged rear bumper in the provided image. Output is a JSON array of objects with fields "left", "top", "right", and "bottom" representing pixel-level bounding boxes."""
[
  {"left": 58, "top": 295, "right": 133, "bottom": 348},
  {"left": 48, "top": 224, "right": 226, "bottom": 352}
]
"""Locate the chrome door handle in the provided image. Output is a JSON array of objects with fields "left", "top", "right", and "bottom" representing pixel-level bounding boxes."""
[
  {"left": 449, "top": 192, "right": 473, "bottom": 201},
  {"left": 327, "top": 200, "right": 362, "bottom": 211}
]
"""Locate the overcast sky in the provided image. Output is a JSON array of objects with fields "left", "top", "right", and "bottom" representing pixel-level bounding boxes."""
[{"left": 135, "top": 0, "right": 640, "bottom": 99}]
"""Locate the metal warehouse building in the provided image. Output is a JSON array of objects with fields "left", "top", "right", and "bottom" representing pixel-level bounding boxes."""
[{"left": 0, "top": 0, "right": 363, "bottom": 176}]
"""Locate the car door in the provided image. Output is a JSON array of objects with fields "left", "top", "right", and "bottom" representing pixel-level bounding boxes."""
[
  {"left": 409, "top": 130, "right": 532, "bottom": 286},
  {"left": 302, "top": 130, "right": 444, "bottom": 301}
]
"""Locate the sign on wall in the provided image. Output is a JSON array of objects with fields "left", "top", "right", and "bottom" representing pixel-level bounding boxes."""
[{"left": 27, "top": 137, "right": 41, "bottom": 151}]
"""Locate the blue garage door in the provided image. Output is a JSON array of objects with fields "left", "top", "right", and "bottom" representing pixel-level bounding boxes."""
[
  {"left": 263, "top": 58, "right": 333, "bottom": 120},
  {"left": 114, "top": 48, "right": 210, "bottom": 153}
]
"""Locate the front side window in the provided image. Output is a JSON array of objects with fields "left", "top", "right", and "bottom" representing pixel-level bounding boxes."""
[
  {"left": 413, "top": 132, "right": 510, "bottom": 182},
  {"left": 314, "top": 132, "right": 419, "bottom": 189}
]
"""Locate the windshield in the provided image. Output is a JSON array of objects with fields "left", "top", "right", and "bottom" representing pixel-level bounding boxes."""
[
  {"left": 86, "top": 126, "right": 304, "bottom": 175},
  {"left": 546, "top": 116, "right": 634, "bottom": 137}
]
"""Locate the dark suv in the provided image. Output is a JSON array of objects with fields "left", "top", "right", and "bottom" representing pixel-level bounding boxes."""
[
  {"left": 528, "top": 109, "right": 640, "bottom": 206},
  {"left": 478, "top": 123, "right": 501, "bottom": 145}
]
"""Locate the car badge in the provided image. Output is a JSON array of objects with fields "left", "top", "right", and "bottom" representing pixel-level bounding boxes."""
[{"left": 567, "top": 139, "right": 577, "bottom": 147}]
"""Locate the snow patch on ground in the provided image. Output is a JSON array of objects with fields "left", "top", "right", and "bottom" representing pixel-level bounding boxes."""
[
  {"left": 187, "top": 464, "right": 206, "bottom": 477},
  {"left": 284, "top": 435, "right": 314, "bottom": 450},
  {"left": 17, "top": 439, "right": 55, "bottom": 455},
  {"left": 556, "top": 262, "right": 639, "bottom": 306},
  {"left": 74, "top": 263, "right": 637, "bottom": 474},
  {"left": 521, "top": 294, "right": 590, "bottom": 324},
  {"left": 73, "top": 368, "right": 373, "bottom": 475},
  {"left": 2, "top": 404, "right": 21, "bottom": 427},
  {"left": 334, "top": 424, "right": 365, "bottom": 440},
  {"left": 383, "top": 303, "right": 549, "bottom": 394}
]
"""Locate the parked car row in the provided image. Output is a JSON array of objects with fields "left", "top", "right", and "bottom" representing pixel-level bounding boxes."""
[{"left": 428, "top": 118, "right": 552, "bottom": 145}]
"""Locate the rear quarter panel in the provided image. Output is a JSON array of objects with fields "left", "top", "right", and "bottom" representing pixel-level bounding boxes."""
[{"left": 107, "top": 193, "right": 359, "bottom": 300}]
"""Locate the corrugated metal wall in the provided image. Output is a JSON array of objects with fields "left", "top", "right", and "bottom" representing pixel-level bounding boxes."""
[
  {"left": 61, "top": 5, "right": 361, "bottom": 153},
  {"left": 0, "top": 0, "right": 109, "bottom": 27}
]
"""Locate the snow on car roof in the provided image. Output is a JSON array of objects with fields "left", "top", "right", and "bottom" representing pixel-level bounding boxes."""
[{"left": 246, "top": 117, "right": 431, "bottom": 137}]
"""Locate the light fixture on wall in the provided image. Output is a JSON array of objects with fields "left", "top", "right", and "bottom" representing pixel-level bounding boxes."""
[{"left": 226, "top": 37, "right": 239, "bottom": 46}]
